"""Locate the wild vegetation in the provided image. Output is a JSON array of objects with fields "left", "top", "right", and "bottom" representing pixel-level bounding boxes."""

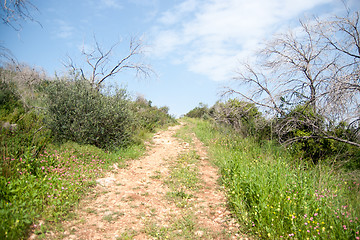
[
  {"left": 0, "top": 65, "right": 175, "bottom": 239},
  {"left": 183, "top": 118, "right": 360, "bottom": 239},
  {"left": 1, "top": 1, "right": 359, "bottom": 239},
  {"left": 183, "top": 9, "right": 360, "bottom": 239}
]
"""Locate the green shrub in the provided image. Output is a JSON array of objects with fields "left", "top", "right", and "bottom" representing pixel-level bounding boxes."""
[
  {"left": 211, "top": 99, "right": 266, "bottom": 139},
  {"left": 0, "top": 80, "right": 23, "bottom": 122},
  {"left": 185, "top": 103, "right": 210, "bottom": 119},
  {"left": 131, "top": 96, "right": 175, "bottom": 133},
  {"left": 276, "top": 105, "right": 360, "bottom": 164},
  {"left": 44, "top": 79, "right": 134, "bottom": 150}
]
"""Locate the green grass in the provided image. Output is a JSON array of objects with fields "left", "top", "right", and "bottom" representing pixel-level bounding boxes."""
[
  {"left": 165, "top": 151, "right": 201, "bottom": 208},
  {"left": 143, "top": 211, "right": 200, "bottom": 240},
  {"left": 102, "top": 211, "right": 124, "bottom": 223},
  {"left": 174, "top": 122, "right": 194, "bottom": 144},
  {"left": 187, "top": 118, "right": 360, "bottom": 240},
  {"left": 0, "top": 141, "right": 146, "bottom": 240}
]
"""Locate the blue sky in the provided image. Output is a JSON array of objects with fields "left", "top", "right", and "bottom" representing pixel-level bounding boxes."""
[{"left": 1, "top": 0, "right": 358, "bottom": 117}]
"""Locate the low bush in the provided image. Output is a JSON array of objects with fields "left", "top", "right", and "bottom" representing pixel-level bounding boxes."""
[
  {"left": 0, "top": 80, "right": 23, "bottom": 121},
  {"left": 0, "top": 77, "right": 51, "bottom": 179},
  {"left": 185, "top": 102, "right": 210, "bottom": 119},
  {"left": 131, "top": 96, "right": 175, "bottom": 133},
  {"left": 275, "top": 105, "right": 360, "bottom": 164},
  {"left": 45, "top": 79, "right": 134, "bottom": 150},
  {"left": 211, "top": 99, "right": 266, "bottom": 139}
]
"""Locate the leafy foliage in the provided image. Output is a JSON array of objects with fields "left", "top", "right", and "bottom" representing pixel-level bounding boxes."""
[
  {"left": 212, "top": 99, "right": 265, "bottom": 138},
  {"left": 0, "top": 71, "right": 51, "bottom": 179},
  {"left": 44, "top": 79, "right": 134, "bottom": 150},
  {"left": 131, "top": 96, "right": 175, "bottom": 133},
  {"left": 185, "top": 103, "right": 210, "bottom": 119},
  {"left": 0, "top": 79, "right": 22, "bottom": 121}
]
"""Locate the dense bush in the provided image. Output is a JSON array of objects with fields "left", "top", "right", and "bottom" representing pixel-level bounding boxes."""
[
  {"left": 274, "top": 105, "right": 360, "bottom": 164},
  {"left": 45, "top": 79, "right": 134, "bottom": 150},
  {"left": 186, "top": 99, "right": 270, "bottom": 141},
  {"left": 212, "top": 99, "right": 265, "bottom": 138},
  {"left": 131, "top": 96, "right": 175, "bottom": 133},
  {"left": 274, "top": 105, "right": 332, "bottom": 162},
  {"left": 185, "top": 103, "right": 210, "bottom": 119},
  {"left": 0, "top": 80, "right": 23, "bottom": 121}
]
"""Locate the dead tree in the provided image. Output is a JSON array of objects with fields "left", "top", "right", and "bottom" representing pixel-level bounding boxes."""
[
  {"left": 226, "top": 11, "right": 360, "bottom": 148},
  {"left": 66, "top": 37, "right": 153, "bottom": 90},
  {"left": 316, "top": 10, "right": 360, "bottom": 134}
]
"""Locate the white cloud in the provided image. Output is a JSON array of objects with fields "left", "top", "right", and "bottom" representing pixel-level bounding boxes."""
[
  {"left": 158, "top": 0, "right": 199, "bottom": 25},
  {"left": 151, "top": 0, "right": 336, "bottom": 81},
  {"left": 54, "top": 20, "right": 75, "bottom": 39},
  {"left": 101, "top": 0, "right": 122, "bottom": 9},
  {"left": 152, "top": 30, "right": 182, "bottom": 57}
]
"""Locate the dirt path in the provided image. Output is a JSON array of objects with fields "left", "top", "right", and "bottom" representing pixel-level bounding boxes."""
[{"left": 54, "top": 123, "right": 243, "bottom": 239}]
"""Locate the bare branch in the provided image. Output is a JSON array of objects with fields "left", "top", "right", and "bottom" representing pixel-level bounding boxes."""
[
  {"left": 284, "top": 135, "right": 360, "bottom": 148},
  {"left": 226, "top": 10, "right": 360, "bottom": 149},
  {"left": 69, "top": 36, "right": 153, "bottom": 90},
  {"left": 1, "top": 0, "right": 40, "bottom": 31}
]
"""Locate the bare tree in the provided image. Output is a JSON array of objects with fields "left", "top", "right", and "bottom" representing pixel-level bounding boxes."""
[
  {"left": 227, "top": 19, "right": 334, "bottom": 115},
  {"left": 1, "top": 0, "right": 39, "bottom": 30},
  {"left": 1, "top": 0, "right": 39, "bottom": 65},
  {"left": 316, "top": 10, "right": 360, "bottom": 132},
  {"left": 0, "top": 43, "right": 16, "bottom": 65},
  {"left": 224, "top": 63, "right": 285, "bottom": 116},
  {"left": 226, "top": 11, "right": 360, "bottom": 148},
  {"left": 66, "top": 36, "right": 153, "bottom": 90}
]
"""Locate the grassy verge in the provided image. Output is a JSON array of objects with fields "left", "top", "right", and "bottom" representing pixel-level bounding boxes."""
[
  {"left": 165, "top": 151, "right": 201, "bottom": 208},
  {"left": 186, "top": 118, "right": 360, "bottom": 239},
  {"left": 173, "top": 121, "right": 194, "bottom": 144},
  {"left": 0, "top": 141, "right": 146, "bottom": 240}
]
